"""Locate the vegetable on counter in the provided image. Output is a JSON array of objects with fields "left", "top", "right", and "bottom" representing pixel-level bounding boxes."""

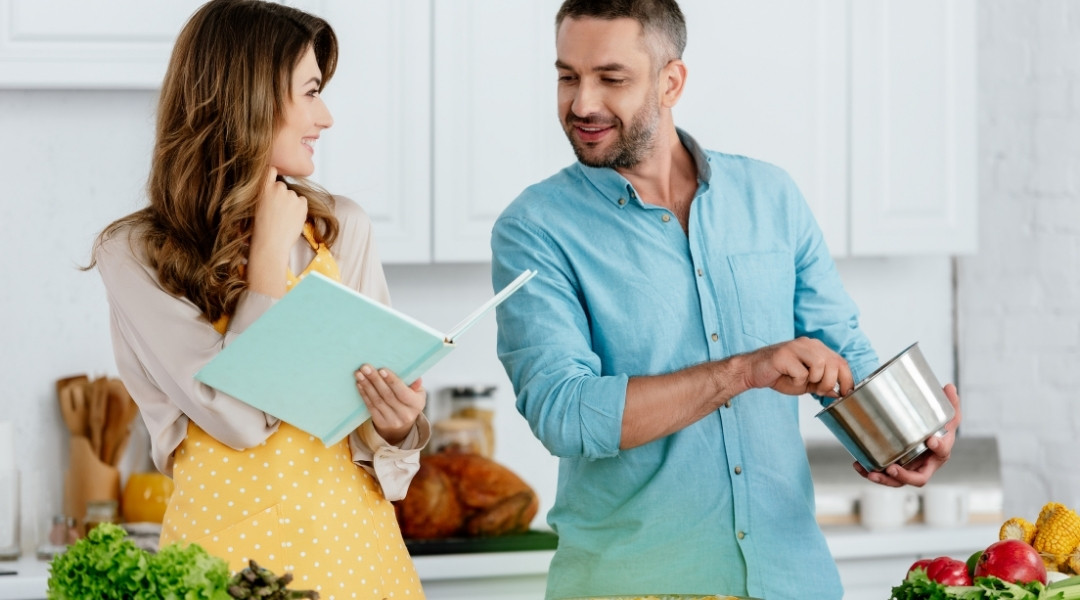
[
  {"left": 1032, "top": 504, "right": 1080, "bottom": 572},
  {"left": 890, "top": 501, "right": 1080, "bottom": 600},
  {"left": 908, "top": 557, "right": 974, "bottom": 586},
  {"left": 229, "top": 560, "right": 319, "bottom": 600},
  {"left": 46, "top": 523, "right": 319, "bottom": 600},
  {"left": 976, "top": 540, "right": 1048, "bottom": 586},
  {"left": 47, "top": 522, "right": 152, "bottom": 600},
  {"left": 1001, "top": 502, "right": 1080, "bottom": 576},
  {"left": 890, "top": 569, "right": 1080, "bottom": 600}
]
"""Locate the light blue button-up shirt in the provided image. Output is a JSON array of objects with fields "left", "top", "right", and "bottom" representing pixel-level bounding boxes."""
[{"left": 491, "top": 130, "right": 879, "bottom": 600}]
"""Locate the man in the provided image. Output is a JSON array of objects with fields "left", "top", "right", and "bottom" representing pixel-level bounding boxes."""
[{"left": 490, "top": 1, "right": 961, "bottom": 598}]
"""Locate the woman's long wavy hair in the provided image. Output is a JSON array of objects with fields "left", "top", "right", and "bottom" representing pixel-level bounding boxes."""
[{"left": 90, "top": 0, "right": 340, "bottom": 324}]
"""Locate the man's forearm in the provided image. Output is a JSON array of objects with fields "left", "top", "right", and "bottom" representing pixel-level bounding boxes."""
[{"left": 620, "top": 355, "right": 750, "bottom": 450}]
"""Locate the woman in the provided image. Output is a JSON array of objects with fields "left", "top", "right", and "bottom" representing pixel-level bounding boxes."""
[{"left": 89, "top": 1, "right": 428, "bottom": 597}]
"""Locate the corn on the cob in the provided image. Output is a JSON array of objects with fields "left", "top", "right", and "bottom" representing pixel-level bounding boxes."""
[
  {"left": 1001, "top": 517, "right": 1038, "bottom": 544},
  {"left": 1033, "top": 503, "right": 1080, "bottom": 558},
  {"left": 1037, "top": 502, "right": 1066, "bottom": 528},
  {"left": 1067, "top": 545, "right": 1080, "bottom": 575}
]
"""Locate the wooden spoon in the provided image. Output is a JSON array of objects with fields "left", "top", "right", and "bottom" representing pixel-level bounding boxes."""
[
  {"left": 87, "top": 377, "right": 110, "bottom": 461},
  {"left": 55, "top": 374, "right": 88, "bottom": 405},
  {"left": 57, "top": 374, "right": 89, "bottom": 437},
  {"left": 67, "top": 382, "right": 89, "bottom": 439},
  {"left": 102, "top": 379, "right": 139, "bottom": 466}
]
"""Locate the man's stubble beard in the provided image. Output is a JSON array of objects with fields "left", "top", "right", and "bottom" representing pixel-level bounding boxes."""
[{"left": 564, "top": 91, "right": 660, "bottom": 170}]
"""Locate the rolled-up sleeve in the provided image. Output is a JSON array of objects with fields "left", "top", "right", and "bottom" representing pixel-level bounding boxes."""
[
  {"left": 348, "top": 413, "right": 431, "bottom": 500},
  {"left": 491, "top": 215, "right": 627, "bottom": 460},
  {"left": 787, "top": 178, "right": 879, "bottom": 385}
]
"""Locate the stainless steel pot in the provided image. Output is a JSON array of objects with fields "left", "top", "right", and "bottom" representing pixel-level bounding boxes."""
[{"left": 815, "top": 342, "right": 954, "bottom": 472}]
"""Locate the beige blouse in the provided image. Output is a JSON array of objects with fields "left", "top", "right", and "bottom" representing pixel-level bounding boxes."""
[{"left": 95, "top": 196, "right": 429, "bottom": 501}]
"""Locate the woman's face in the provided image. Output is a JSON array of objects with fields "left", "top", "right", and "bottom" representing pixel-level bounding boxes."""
[{"left": 270, "top": 46, "right": 333, "bottom": 178}]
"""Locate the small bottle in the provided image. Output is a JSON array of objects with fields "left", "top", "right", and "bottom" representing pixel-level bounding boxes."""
[
  {"left": 83, "top": 500, "right": 120, "bottom": 537},
  {"left": 37, "top": 515, "right": 77, "bottom": 559},
  {"left": 449, "top": 385, "right": 497, "bottom": 458}
]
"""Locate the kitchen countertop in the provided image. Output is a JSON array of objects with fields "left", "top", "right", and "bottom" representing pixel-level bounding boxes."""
[
  {"left": 0, "top": 523, "right": 999, "bottom": 600},
  {"left": 823, "top": 523, "right": 998, "bottom": 560}
]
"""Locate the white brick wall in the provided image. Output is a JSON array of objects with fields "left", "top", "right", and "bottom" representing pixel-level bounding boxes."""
[{"left": 959, "top": 0, "right": 1080, "bottom": 518}]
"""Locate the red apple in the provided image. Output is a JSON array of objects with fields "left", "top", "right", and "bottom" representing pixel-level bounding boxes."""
[
  {"left": 908, "top": 556, "right": 972, "bottom": 586},
  {"left": 974, "top": 539, "right": 1048, "bottom": 585},
  {"left": 907, "top": 558, "right": 933, "bottom": 576}
]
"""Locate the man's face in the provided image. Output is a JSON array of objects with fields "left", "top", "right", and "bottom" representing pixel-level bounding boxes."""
[{"left": 555, "top": 17, "right": 661, "bottom": 169}]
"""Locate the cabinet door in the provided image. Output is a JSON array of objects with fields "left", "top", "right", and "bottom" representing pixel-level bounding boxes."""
[
  {"left": 675, "top": 0, "right": 850, "bottom": 256},
  {"left": 0, "top": 0, "right": 203, "bottom": 88},
  {"left": 432, "top": 0, "right": 575, "bottom": 263},
  {"left": 849, "top": 0, "right": 977, "bottom": 255},
  {"left": 313, "top": 1, "right": 433, "bottom": 263}
]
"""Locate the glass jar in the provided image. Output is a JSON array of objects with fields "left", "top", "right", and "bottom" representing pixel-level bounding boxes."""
[
  {"left": 430, "top": 418, "right": 489, "bottom": 456},
  {"left": 448, "top": 385, "right": 496, "bottom": 458},
  {"left": 121, "top": 472, "right": 174, "bottom": 524},
  {"left": 83, "top": 500, "right": 119, "bottom": 537}
]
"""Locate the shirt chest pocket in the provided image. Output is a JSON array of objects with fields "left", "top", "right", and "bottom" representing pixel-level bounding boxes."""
[{"left": 727, "top": 252, "right": 796, "bottom": 345}]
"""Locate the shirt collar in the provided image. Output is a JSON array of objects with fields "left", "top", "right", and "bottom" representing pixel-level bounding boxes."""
[{"left": 575, "top": 127, "right": 712, "bottom": 209}]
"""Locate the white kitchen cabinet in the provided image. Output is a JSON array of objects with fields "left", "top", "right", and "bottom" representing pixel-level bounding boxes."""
[
  {"left": 849, "top": 0, "right": 977, "bottom": 256},
  {"left": 0, "top": 0, "right": 204, "bottom": 88},
  {"left": 676, "top": 0, "right": 976, "bottom": 257},
  {"left": 312, "top": 1, "right": 433, "bottom": 263},
  {"left": 677, "top": 0, "right": 851, "bottom": 255},
  {"left": 431, "top": 0, "right": 575, "bottom": 262}
]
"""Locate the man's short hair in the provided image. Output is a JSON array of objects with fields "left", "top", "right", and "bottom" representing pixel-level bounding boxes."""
[{"left": 556, "top": 0, "right": 687, "bottom": 67}]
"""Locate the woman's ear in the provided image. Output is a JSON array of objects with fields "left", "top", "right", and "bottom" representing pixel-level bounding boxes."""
[{"left": 659, "top": 59, "right": 687, "bottom": 109}]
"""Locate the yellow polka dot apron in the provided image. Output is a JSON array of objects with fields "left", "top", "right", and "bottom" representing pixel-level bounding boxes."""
[{"left": 161, "top": 223, "right": 425, "bottom": 599}]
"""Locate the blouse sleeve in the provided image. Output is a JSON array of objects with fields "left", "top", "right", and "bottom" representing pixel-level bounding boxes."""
[{"left": 96, "top": 229, "right": 282, "bottom": 476}]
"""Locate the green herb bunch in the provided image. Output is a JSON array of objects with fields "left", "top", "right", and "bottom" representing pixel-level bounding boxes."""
[
  {"left": 46, "top": 523, "right": 316, "bottom": 600},
  {"left": 46, "top": 522, "right": 151, "bottom": 600},
  {"left": 144, "top": 541, "right": 232, "bottom": 600}
]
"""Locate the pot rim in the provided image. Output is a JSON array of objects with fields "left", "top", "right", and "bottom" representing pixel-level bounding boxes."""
[{"left": 814, "top": 341, "right": 921, "bottom": 416}]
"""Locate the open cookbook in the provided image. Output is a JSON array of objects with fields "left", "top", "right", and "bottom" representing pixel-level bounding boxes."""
[{"left": 195, "top": 269, "right": 537, "bottom": 445}]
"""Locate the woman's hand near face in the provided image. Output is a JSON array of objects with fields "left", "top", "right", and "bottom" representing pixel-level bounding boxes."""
[
  {"left": 246, "top": 166, "right": 308, "bottom": 298},
  {"left": 354, "top": 366, "right": 426, "bottom": 446}
]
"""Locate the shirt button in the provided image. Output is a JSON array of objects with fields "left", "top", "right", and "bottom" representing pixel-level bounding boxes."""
[
  {"left": 737, "top": 531, "right": 746, "bottom": 540},
  {"left": 711, "top": 333, "right": 719, "bottom": 342},
  {"left": 696, "top": 268, "right": 703, "bottom": 277},
  {"left": 618, "top": 197, "right": 627, "bottom": 206},
  {"left": 723, "top": 400, "right": 732, "bottom": 409},
  {"left": 661, "top": 214, "right": 671, "bottom": 223},
  {"left": 734, "top": 466, "right": 742, "bottom": 475}
]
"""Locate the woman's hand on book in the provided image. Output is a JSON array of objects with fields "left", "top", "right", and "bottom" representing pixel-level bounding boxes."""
[{"left": 355, "top": 365, "right": 426, "bottom": 446}]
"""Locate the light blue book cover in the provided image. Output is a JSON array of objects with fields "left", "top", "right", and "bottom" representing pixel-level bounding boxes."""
[{"left": 195, "top": 269, "right": 536, "bottom": 446}]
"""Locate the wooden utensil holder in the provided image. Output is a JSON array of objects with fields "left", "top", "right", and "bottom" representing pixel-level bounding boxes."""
[{"left": 63, "top": 435, "right": 120, "bottom": 534}]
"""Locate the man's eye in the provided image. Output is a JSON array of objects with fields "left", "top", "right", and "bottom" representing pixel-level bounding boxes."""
[{"left": 603, "top": 78, "right": 625, "bottom": 84}]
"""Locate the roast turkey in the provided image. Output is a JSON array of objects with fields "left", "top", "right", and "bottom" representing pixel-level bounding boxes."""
[{"left": 395, "top": 447, "right": 539, "bottom": 539}]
